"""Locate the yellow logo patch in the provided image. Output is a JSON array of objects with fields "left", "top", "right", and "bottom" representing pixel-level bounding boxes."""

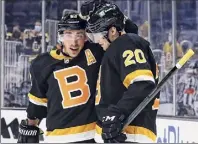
[{"left": 85, "top": 49, "right": 96, "bottom": 66}]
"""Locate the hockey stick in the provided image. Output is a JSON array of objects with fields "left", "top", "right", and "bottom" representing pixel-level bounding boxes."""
[{"left": 122, "top": 48, "right": 195, "bottom": 129}]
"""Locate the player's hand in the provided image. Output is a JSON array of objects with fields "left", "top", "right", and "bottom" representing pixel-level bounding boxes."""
[
  {"left": 124, "top": 18, "right": 138, "bottom": 34},
  {"left": 101, "top": 105, "right": 127, "bottom": 143},
  {"left": 17, "top": 119, "right": 43, "bottom": 143}
]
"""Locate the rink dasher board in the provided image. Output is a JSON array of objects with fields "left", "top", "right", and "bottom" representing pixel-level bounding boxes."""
[{"left": 1, "top": 109, "right": 198, "bottom": 143}]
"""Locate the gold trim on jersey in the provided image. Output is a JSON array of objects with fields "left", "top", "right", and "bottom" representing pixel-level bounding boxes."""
[
  {"left": 46, "top": 122, "right": 96, "bottom": 136},
  {"left": 50, "top": 49, "right": 72, "bottom": 60},
  {"left": 28, "top": 93, "right": 48, "bottom": 107},
  {"left": 125, "top": 125, "right": 156, "bottom": 142},
  {"left": 45, "top": 130, "right": 95, "bottom": 143},
  {"left": 95, "top": 124, "right": 156, "bottom": 142},
  {"left": 95, "top": 124, "right": 102, "bottom": 134},
  {"left": 123, "top": 69, "right": 155, "bottom": 88}
]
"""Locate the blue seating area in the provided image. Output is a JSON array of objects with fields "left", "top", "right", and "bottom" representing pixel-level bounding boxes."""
[
  {"left": 5, "top": 0, "right": 41, "bottom": 31},
  {"left": 5, "top": 0, "right": 77, "bottom": 32},
  {"left": 5, "top": 0, "right": 196, "bottom": 33}
]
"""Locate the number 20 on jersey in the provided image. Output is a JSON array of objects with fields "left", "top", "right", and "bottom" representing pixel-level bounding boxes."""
[{"left": 123, "top": 49, "right": 147, "bottom": 67}]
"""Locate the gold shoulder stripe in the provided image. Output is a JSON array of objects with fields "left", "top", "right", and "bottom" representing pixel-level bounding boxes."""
[{"left": 123, "top": 70, "right": 154, "bottom": 88}]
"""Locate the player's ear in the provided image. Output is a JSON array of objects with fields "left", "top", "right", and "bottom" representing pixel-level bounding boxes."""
[{"left": 109, "top": 26, "right": 117, "bottom": 36}]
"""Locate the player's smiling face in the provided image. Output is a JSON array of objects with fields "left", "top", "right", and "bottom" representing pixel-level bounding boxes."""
[{"left": 62, "top": 29, "right": 87, "bottom": 57}]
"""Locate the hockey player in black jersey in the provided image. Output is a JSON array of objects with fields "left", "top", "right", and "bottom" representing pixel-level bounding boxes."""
[
  {"left": 80, "top": 0, "right": 138, "bottom": 34},
  {"left": 86, "top": 4, "right": 160, "bottom": 143},
  {"left": 17, "top": 12, "right": 104, "bottom": 143}
]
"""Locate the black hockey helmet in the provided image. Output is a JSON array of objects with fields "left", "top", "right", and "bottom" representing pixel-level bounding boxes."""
[
  {"left": 80, "top": 0, "right": 111, "bottom": 18},
  {"left": 58, "top": 11, "right": 87, "bottom": 34},
  {"left": 86, "top": 3, "right": 125, "bottom": 33}
]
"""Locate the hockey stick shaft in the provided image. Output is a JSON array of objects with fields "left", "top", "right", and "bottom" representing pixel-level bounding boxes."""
[{"left": 123, "top": 49, "right": 195, "bottom": 129}]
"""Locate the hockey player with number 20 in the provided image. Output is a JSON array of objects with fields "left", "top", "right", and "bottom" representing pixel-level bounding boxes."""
[
  {"left": 86, "top": 4, "right": 160, "bottom": 143},
  {"left": 17, "top": 11, "right": 104, "bottom": 143}
]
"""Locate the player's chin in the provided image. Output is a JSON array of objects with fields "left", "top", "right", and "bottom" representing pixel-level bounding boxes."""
[{"left": 69, "top": 49, "right": 81, "bottom": 57}]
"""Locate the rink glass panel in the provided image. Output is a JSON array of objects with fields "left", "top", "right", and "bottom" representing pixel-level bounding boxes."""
[
  {"left": 175, "top": 1, "right": 198, "bottom": 118},
  {"left": 2, "top": 0, "right": 43, "bottom": 108},
  {"left": 150, "top": 0, "right": 175, "bottom": 116}
]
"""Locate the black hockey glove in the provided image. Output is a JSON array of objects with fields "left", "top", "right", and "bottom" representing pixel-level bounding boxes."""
[
  {"left": 125, "top": 19, "right": 138, "bottom": 34},
  {"left": 17, "top": 119, "right": 43, "bottom": 143},
  {"left": 101, "top": 105, "right": 127, "bottom": 143}
]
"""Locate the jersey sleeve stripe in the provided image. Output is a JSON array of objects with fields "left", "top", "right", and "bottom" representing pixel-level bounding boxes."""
[
  {"left": 130, "top": 75, "right": 155, "bottom": 84},
  {"left": 123, "top": 69, "right": 155, "bottom": 88},
  {"left": 28, "top": 93, "right": 48, "bottom": 107}
]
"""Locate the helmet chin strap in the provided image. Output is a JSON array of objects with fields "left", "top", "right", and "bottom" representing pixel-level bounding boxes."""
[
  {"left": 57, "top": 36, "right": 72, "bottom": 57},
  {"left": 59, "top": 44, "right": 71, "bottom": 57},
  {"left": 57, "top": 33, "right": 71, "bottom": 57}
]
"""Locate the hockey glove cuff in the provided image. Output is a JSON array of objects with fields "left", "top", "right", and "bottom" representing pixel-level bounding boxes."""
[{"left": 17, "top": 119, "right": 43, "bottom": 143}]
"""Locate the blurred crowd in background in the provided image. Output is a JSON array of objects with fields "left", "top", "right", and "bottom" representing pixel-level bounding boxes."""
[{"left": 1, "top": 0, "right": 198, "bottom": 119}]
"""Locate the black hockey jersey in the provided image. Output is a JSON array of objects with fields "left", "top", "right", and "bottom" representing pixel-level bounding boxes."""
[
  {"left": 26, "top": 41, "right": 104, "bottom": 142},
  {"left": 95, "top": 33, "right": 160, "bottom": 143}
]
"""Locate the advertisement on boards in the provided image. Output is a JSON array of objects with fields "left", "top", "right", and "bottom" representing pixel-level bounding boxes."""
[
  {"left": 1, "top": 110, "right": 46, "bottom": 143},
  {"left": 1, "top": 109, "right": 198, "bottom": 143},
  {"left": 156, "top": 118, "right": 198, "bottom": 143}
]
